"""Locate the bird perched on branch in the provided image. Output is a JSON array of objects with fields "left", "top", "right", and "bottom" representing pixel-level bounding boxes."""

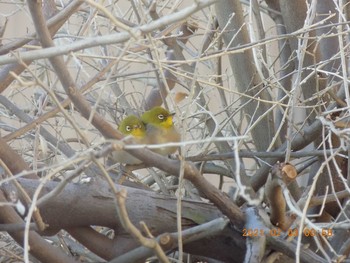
[
  {"left": 141, "top": 106, "right": 180, "bottom": 155},
  {"left": 111, "top": 115, "right": 146, "bottom": 165}
]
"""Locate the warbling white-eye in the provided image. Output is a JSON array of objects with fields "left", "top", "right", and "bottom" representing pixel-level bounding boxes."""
[
  {"left": 111, "top": 115, "right": 146, "bottom": 165},
  {"left": 141, "top": 106, "right": 180, "bottom": 155}
]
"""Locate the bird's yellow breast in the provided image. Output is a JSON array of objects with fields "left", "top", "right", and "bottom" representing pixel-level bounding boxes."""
[
  {"left": 131, "top": 127, "right": 146, "bottom": 138},
  {"left": 160, "top": 116, "right": 174, "bottom": 129}
]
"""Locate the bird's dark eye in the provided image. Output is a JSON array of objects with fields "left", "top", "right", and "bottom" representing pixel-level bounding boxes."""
[
  {"left": 158, "top": 114, "right": 164, "bottom": 120},
  {"left": 125, "top": 125, "right": 132, "bottom": 132}
]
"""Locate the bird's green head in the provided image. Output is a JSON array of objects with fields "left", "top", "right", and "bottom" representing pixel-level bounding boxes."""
[
  {"left": 141, "top": 106, "right": 174, "bottom": 129},
  {"left": 118, "top": 115, "right": 146, "bottom": 138}
]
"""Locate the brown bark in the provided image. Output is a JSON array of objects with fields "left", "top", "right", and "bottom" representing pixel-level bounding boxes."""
[
  {"left": 0, "top": 191, "right": 78, "bottom": 263},
  {"left": 10, "top": 177, "right": 246, "bottom": 262}
]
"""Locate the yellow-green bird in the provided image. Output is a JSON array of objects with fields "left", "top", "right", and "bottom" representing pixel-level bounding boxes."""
[
  {"left": 141, "top": 106, "right": 180, "bottom": 155},
  {"left": 111, "top": 115, "right": 146, "bottom": 165}
]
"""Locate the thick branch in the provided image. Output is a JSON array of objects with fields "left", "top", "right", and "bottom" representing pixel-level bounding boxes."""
[
  {"left": 0, "top": 192, "right": 77, "bottom": 263},
  {"left": 12, "top": 178, "right": 245, "bottom": 262},
  {"left": 215, "top": 0, "right": 274, "bottom": 151}
]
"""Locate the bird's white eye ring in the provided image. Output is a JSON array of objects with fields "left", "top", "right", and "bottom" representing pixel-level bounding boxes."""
[
  {"left": 125, "top": 125, "right": 132, "bottom": 132},
  {"left": 158, "top": 114, "right": 164, "bottom": 120}
]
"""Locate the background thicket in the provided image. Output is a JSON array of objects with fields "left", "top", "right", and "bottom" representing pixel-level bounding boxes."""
[{"left": 0, "top": 1, "right": 349, "bottom": 262}]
